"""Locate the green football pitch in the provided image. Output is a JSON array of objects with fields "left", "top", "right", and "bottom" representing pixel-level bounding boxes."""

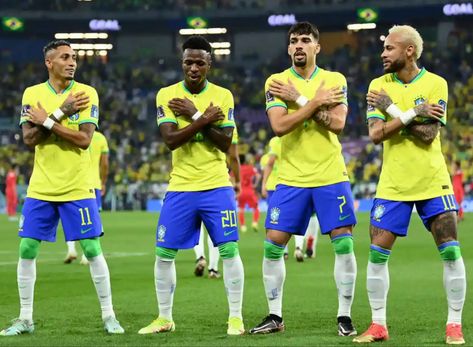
[{"left": 0, "top": 212, "right": 471, "bottom": 346}]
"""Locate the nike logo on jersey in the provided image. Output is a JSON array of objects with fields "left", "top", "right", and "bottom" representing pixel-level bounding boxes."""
[
  {"left": 339, "top": 215, "right": 350, "bottom": 221},
  {"left": 80, "top": 227, "right": 92, "bottom": 234}
]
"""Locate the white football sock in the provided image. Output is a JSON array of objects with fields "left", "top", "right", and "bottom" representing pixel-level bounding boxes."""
[
  {"left": 88, "top": 254, "right": 115, "bottom": 319},
  {"left": 367, "top": 261, "right": 389, "bottom": 326},
  {"left": 294, "top": 235, "right": 304, "bottom": 250},
  {"left": 307, "top": 215, "right": 319, "bottom": 252},
  {"left": 263, "top": 257, "right": 286, "bottom": 317},
  {"left": 444, "top": 258, "right": 466, "bottom": 324},
  {"left": 18, "top": 258, "right": 36, "bottom": 322},
  {"left": 66, "top": 241, "right": 76, "bottom": 254},
  {"left": 155, "top": 256, "right": 176, "bottom": 321},
  {"left": 334, "top": 253, "right": 357, "bottom": 317},
  {"left": 193, "top": 225, "right": 205, "bottom": 260},
  {"left": 223, "top": 255, "right": 244, "bottom": 319},
  {"left": 207, "top": 234, "right": 220, "bottom": 271}
]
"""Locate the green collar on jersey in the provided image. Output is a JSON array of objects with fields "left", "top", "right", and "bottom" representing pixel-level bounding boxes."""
[
  {"left": 181, "top": 80, "right": 209, "bottom": 95},
  {"left": 45, "top": 80, "right": 75, "bottom": 95},
  {"left": 393, "top": 67, "right": 426, "bottom": 85},
  {"left": 290, "top": 66, "right": 319, "bottom": 80}
]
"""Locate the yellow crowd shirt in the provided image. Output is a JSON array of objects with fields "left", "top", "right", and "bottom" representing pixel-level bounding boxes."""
[
  {"left": 265, "top": 66, "right": 349, "bottom": 187},
  {"left": 367, "top": 68, "right": 453, "bottom": 201},
  {"left": 20, "top": 81, "right": 99, "bottom": 201},
  {"left": 89, "top": 131, "right": 109, "bottom": 190},
  {"left": 156, "top": 80, "right": 235, "bottom": 191}
]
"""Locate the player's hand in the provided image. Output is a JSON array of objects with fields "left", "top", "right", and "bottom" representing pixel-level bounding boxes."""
[
  {"left": 366, "top": 89, "right": 393, "bottom": 111},
  {"left": 25, "top": 102, "right": 49, "bottom": 125},
  {"left": 60, "top": 91, "right": 90, "bottom": 116},
  {"left": 268, "top": 79, "right": 300, "bottom": 102},
  {"left": 101, "top": 183, "right": 106, "bottom": 196},
  {"left": 312, "top": 81, "right": 345, "bottom": 108},
  {"left": 414, "top": 101, "right": 445, "bottom": 122},
  {"left": 261, "top": 186, "right": 267, "bottom": 199},
  {"left": 234, "top": 181, "right": 241, "bottom": 199},
  {"left": 200, "top": 103, "right": 225, "bottom": 125},
  {"left": 168, "top": 97, "right": 198, "bottom": 118}
]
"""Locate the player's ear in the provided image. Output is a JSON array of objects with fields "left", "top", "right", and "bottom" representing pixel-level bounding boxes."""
[
  {"left": 315, "top": 43, "right": 321, "bottom": 55},
  {"left": 406, "top": 44, "right": 415, "bottom": 59}
]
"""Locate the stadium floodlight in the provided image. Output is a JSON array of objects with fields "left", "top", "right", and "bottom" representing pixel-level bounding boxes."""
[
  {"left": 210, "top": 42, "right": 231, "bottom": 49},
  {"left": 347, "top": 23, "right": 376, "bottom": 31},
  {"left": 55, "top": 33, "right": 108, "bottom": 39},
  {"left": 99, "top": 50, "right": 108, "bottom": 56},
  {"left": 214, "top": 49, "right": 231, "bottom": 55},
  {"left": 179, "top": 28, "right": 227, "bottom": 35},
  {"left": 70, "top": 43, "right": 113, "bottom": 50}
]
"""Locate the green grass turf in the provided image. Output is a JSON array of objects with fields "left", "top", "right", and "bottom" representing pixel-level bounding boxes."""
[{"left": 0, "top": 211, "right": 472, "bottom": 346}]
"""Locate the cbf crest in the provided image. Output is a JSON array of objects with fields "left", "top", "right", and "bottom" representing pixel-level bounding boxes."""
[
  {"left": 157, "top": 225, "right": 166, "bottom": 242},
  {"left": 270, "top": 207, "right": 280, "bottom": 224},
  {"left": 414, "top": 96, "right": 425, "bottom": 106},
  {"left": 69, "top": 113, "right": 79, "bottom": 121},
  {"left": 373, "top": 204, "right": 385, "bottom": 222}
]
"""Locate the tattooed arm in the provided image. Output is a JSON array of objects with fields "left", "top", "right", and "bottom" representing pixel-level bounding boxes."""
[
  {"left": 313, "top": 103, "right": 347, "bottom": 135},
  {"left": 367, "top": 117, "right": 405, "bottom": 144},
  {"left": 22, "top": 121, "right": 51, "bottom": 147},
  {"left": 406, "top": 121, "right": 441, "bottom": 145}
]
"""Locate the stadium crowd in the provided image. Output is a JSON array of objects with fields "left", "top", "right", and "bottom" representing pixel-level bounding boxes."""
[{"left": 0, "top": 28, "right": 472, "bottom": 209}]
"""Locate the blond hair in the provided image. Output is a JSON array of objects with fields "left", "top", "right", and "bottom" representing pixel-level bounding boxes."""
[{"left": 388, "top": 25, "right": 423, "bottom": 59}]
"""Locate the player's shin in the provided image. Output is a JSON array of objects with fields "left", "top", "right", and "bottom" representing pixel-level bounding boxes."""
[
  {"left": 367, "top": 245, "right": 391, "bottom": 327},
  {"left": 18, "top": 238, "right": 40, "bottom": 322},
  {"left": 155, "top": 247, "right": 178, "bottom": 321},
  {"left": 207, "top": 234, "right": 220, "bottom": 271},
  {"left": 81, "top": 238, "right": 114, "bottom": 319},
  {"left": 439, "top": 242, "right": 466, "bottom": 325},
  {"left": 263, "top": 240, "right": 286, "bottom": 318},
  {"left": 331, "top": 235, "right": 356, "bottom": 318},
  {"left": 219, "top": 242, "right": 244, "bottom": 319}
]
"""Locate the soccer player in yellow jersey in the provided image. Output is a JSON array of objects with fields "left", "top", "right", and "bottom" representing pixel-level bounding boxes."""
[
  {"left": 0, "top": 40, "right": 124, "bottom": 336},
  {"left": 250, "top": 22, "right": 358, "bottom": 336},
  {"left": 64, "top": 131, "right": 109, "bottom": 265},
  {"left": 353, "top": 25, "right": 466, "bottom": 345},
  {"left": 139, "top": 36, "right": 245, "bottom": 336}
]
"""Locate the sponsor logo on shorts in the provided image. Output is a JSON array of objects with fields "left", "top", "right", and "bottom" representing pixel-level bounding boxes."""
[
  {"left": 373, "top": 204, "right": 385, "bottom": 222},
  {"left": 270, "top": 207, "right": 280, "bottom": 224},
  {"left": 339, "top": 214, "right": 351, "bottom": 221},
  {"left": 157, "top": 225, "right": 166, "bottom": 242},
  {"left": 80, "top": 227, "right": 92, "bottom": 234},
  {"left": 224, "top": 229, "right": 235, "bottom": 236}
]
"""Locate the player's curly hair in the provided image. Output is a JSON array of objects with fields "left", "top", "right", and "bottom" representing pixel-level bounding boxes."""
[
  {"left": 43, "top": 40, "right": 71, "bottom": 57},
  {"left": 182, "top": 35, "right": 212, "bottom": 54},
  {"left": 287, "top": 22, "right": 320, "bottom": 43}
]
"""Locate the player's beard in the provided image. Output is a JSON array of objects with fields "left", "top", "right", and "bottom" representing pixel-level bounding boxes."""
[
  {"left": 384, "top": 57, "right": 406, "bottom": 73},
  {"left": 293, "top": 55, "right": 307, "bottom": 67}
]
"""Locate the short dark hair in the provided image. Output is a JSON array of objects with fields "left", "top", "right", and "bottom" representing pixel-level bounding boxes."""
[
  {"left": 43, "top": 40, "right": 71, "bottom": 57},
  {"left": 287, "top": 22, "right": 320, "bottom": 43},
  {"left": 182, "top": 35, "right": 212, "bottom": 54}
]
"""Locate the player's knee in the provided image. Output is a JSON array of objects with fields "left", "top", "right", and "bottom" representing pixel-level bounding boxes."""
[
  {"left": 19, "top": 238, "right": 40, "bottom": 259},
  {"left": 439, "top": 242, "right": 461, "bottom": 261},
  {"left": 218, "top": 242, "right": 239, "bottom": 259},
  {"left": 155, "top": 246, "right": 178, "bottom": 260},
  {"left": 331, "top": 234, "right": 353, "bottom": 255},
  {"left": 80, "top": 238, "right": 102, "bottom": 259},
  {"left": 369, "top": 245, "right": 391, "bottom": 264},
  {"left": 264, "top": 240, "right": 285, "bottom": 260}
]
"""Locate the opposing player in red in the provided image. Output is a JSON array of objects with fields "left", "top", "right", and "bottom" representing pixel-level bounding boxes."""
[
  {"left": 452, "top": 160, "right": 465, "bottom": 222},
  {"left": 5, "top": 164, "right": 18, "bottom": 221},
  {"left": 238, "top": 154, "right": 260, "bottom": 232}
]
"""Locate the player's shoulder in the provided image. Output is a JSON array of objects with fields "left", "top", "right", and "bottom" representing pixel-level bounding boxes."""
[
  {"left": 424, "top": 70, "right": 448, "bottom": 86},
  {"left": 157, "top": 81, "right": 181, "bottom": 97},
  {"left": 73, "top": 81, "right": 97, "bottom": 94},
  {"left": 265, "top": 69, "right": 288, "bottom": 84},
  {"left": 319, "top": 67, "right": 346, "bottom": 80},
  {"left": 23, "top": 82, "right": 47, "bottom": 96},
  {"left": 94, "top": 131, "right": 106, "bottom": 140},
  {"left": 368, "top": 73, "right": 392, "bottom": 87},
  {"left": 208, "top": 81, "right": 233, "bottom": 98}
]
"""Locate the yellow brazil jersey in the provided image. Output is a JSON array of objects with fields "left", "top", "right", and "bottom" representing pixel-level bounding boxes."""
[
  {"left": 89, "top": 131, "right": 109, "bottom": 190},
  {"left": 265, "top": 66, "right": 349, "bottom": 187},
  {"left": 231, "top": 126, "right": 239, "bottom": 145},
  {"left": 156, "top": 80, "right": 235, "bottom": 191},
  {"left": 265, "top": 136, "right": 281, "bottom": 191},
  {"left": 20, "top": 80, "right": 99, "bottom": 201},
  {"left": 367, "top": 68, "right": 452, "bottom": 201}
]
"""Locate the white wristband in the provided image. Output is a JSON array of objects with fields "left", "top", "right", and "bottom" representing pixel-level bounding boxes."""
[
  {"left": 191, "top": 111, "right": 202, "bottom": 121},
  {"left": 386, "top": 103, "right": 403, "bottom": 119},
  {"left": 43, "top": 117, "right": 55, "bottom": 130},
  {"left": 52, "top": 108, "right": 65, "bottom": 120},
  {"left": 296, "top": 95, "right": 309, "bottom": 107},
  {"left": 399, "top": 108, "right": 417, "bottom": 125}
]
